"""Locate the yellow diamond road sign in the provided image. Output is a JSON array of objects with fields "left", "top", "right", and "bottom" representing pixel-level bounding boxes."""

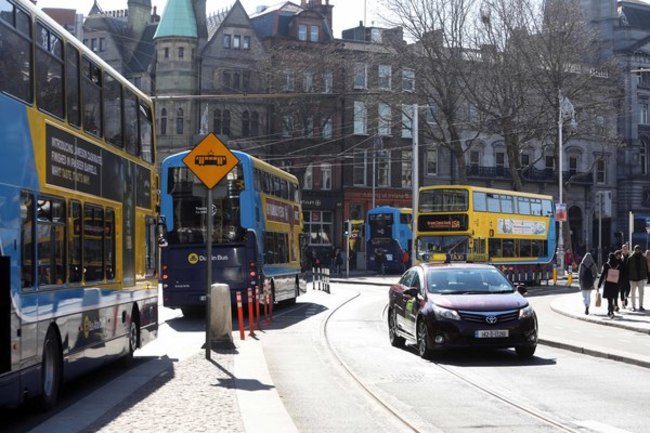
[{"left": 183, "top": 133, "right": 239, "bottom": 189}]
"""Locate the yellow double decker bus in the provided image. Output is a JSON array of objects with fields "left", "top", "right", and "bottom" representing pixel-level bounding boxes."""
[{"left": 415, "top": 185, "right": 556, "bottom": 284}]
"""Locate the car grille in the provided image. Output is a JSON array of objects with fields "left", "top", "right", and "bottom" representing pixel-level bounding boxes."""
[{"left": 459, "top": 309, "right": 519, "bottom": 324}]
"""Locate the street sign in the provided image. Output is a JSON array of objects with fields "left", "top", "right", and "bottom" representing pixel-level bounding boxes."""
[
  {"left": 556, "top": 203, "right": 567, "bottom": 222},
  {"left": 183, "top": 132, "right": 239, "bottom": 189}
]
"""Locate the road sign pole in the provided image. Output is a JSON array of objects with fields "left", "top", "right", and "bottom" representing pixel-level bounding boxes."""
[{"left": 205, "top": 187, "right": 213, "bottom": 360}]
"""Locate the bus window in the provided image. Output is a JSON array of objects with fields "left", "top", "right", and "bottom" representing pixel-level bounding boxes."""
[
  {"left": 0, "top": 1, "right": 32, "bottom": 102},
  {"left": 103, "top": 73, "right": 123, "bottom": 148},
  {"left": 473, "top": 192, "right": 487, "bottom": 212},
  {"left": 517, "top": 197, "right": 531, "bottom": 215},
  {"left": 105, "top": 208, "right": 115, "bottom": 280},
  {"left": 500, "top": 195, "right": 514, "bottom": 213},
  {"left": 139, "top": 100, "right": 154, "bottom": 163},
  {"left": 144, "top": 216, "right": 156, "bottom": 277},
  {"left": 66, "top": 43, "right": 81, "bottom": 127},
  {"left": 84, "top": 205, "right": 104, "bottom": 282},
  {"left": 68, "top": 200, "right": 82, "bottom": 283},
  {"left": 21, "top": 192, "right": 34, "bottom": 289},
  {"left": 124, "top": 90, "right": 138, "bottom": 156},
  {"left": 82, "top": 57, "right": 102, "bottom": 137},
  {"left": 542, "top": 199, "right": 553, "bottom": 216},
  {"left": 36, "top": 197, "right": 65, "bottom": 285},
  {"left": 487, "top": 194, "right": 500, "bottom": 212},
  {"left": 530, "top": 199, "right": 542, "bottom": 216},
  {"left": 35, "top": 22, "right": 64, "bottom": 118}
]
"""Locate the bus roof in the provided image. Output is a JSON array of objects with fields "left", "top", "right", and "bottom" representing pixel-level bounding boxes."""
[
  {"left": 419, "top": 185, "right": 553, "bottom": 200},
  {"left": 162, "top": 149, "right": 299, "bottom": 185}
]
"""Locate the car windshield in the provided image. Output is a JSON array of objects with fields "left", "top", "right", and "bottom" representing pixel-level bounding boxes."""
[{"left": 426, "top": 268, "right": 514, "bottom": 294}]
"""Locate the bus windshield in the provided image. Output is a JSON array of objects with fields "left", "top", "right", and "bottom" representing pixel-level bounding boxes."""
[
  {"left": 417, "top": 235, "right": 469, "bottom": 260},
  {"left": 368, "top": 213, "right": 393, "bottom": 238},
  {"left": 166, "top": 166, "right": 246, "bottom": 245}
]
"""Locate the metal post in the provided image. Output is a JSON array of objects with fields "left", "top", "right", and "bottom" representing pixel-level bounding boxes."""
[
  {"left": 558, "top": 90, "right": 565, "bottom": 277},
  {"left": 205, "top": 187, "right": 212, "bottom": 360},
  {"left": 598, "top": 192, "right": 603, "bottom": 270},
  {"left": 345, "top": 220, "right": 350, "bottom": 278},
  {"left": 372, "top": 137, "right": 376, "bottom": 209},
  {"left": 411, "top": 104, "right": 418, "bottom": 265}
]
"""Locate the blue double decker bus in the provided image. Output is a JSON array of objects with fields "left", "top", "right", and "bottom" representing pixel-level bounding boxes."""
[
  {"left": 366, "top": 207, "right": 413, "bottom": 273},
  {"left": 160, "top": 150, "right": 306, "bottom": 314}
]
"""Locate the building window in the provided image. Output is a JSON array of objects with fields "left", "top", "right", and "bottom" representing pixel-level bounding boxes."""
[
  {"left": 353, "top": 63, "right": 367, "bottom": 89},
  {"left": 176, "top": 107, "right": 184, "bottom": 134},
  {"left": 233, "top": 71, "right": 240, "bottom": 90},
  {"left": 243, "top": 36, "right": 251, "bottom": 49},
  {"left": 378, "top": 103, "right": 391, "bottom": 136},
  {"left": 160, "top": 108, "right": 167, "bottom": 135},
  {"left": 642, "top": 139, "right": 649, "bottom": 175},
  {"left": 303, "top": 71, "right": 314, "bottom": 92},
  {"left": 569, "top": 155, "right": 577, "bottom": 176},
  {"left": 323, "top": 71, "right": 333, "bottom": 94},
  {"left": 402, "top": 150, "right": 412, "bottom": 188},
  {"left": 321, "top": 163, "right": 331, "bottom": 190},
  {"left": 521, "top": 153, "right": 530, "bottom": 167},
  {"left": 99, "top": 37, "right": 106, "bottom": 51},
  {"left": 222, "top": 71, "right": 231, "bottom": 90},
  {"left": 91, "top": 38, "right": 97, "bottom": 51},
  {"left": 353, "top": 150, "right": 367, "bottom": 186},
  {"left": 304, "top": 211, "right": 332, "bottom": 246},
  {"left": 470, "top": 150, "right": 481, "bottom": 172},
  {"left": 427, "top": 148, "right": 438, "bottom": 176},
  {"left": 251, "top": 111, "right": 260, "bottom": 137},
  {"left": 640, "top": 103, "right": 649, "bottom": 125},
  {"left": 233, "top": 35, "right": 241, "bottom": 49},
  {"left": 353, "top": 101, "right": 367, "bottom": 135},
  {"left": 378, "top": 64, "right": 391, "bottom": 90},
  {"left": 242, "top": 71, "right": 251, "bottom": 92},
  {"left": 164, "top": 47, "right": 169, "bottom": 58},
  {"left": 310, "top": 25, "right": 319, "bottom": 42},
  {"left": 242, "top": 111, "right": 250, "bottom": 137},
  {"left": 496, "top": 152, "right": 506, "bottom": 175},
  {"left": 402, "top": 104, "right": 413, "bottom": 138},
  {"left": 304, "top": 164, "right": 313, "bottom": 189},
  {"left": 223, "top": 34, "right": 231, "bottom": 48},
  {"left": 377, "top": 150, "right": 390, "bottom": 187},
  {"left": 213, "top": 109, "right": 231, "bottom": 135},
  {"left": 322, "top": 116, "right": 332, "bottom": 139},
  {"left": 545, "top": 155, "right": 554, "bottom": 170},
  {"left": 402, "top": 68, "right": 415, "bottom": 92},
  {"left": 298, "top": 24, "right": 307, "bottom": 41},
  {"left": 426, "top": 103, "right": 437, "bottom": 125},
  {"left": 596, "top": 158, "right": 607, "bottom": 184},
  {"left": 178, "top": 46, "right": 184, "bottom": 59},
  {"left": 305, "top": 116, "right": 314, "bottom": 138}
]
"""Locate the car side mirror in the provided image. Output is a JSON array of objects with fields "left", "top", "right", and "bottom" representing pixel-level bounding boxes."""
[
  {"left": 404, "top": 287, "right": 418, "bottom": 297},
  {"left": 517, "top": 285, "right": 527, "bottom": 295}
]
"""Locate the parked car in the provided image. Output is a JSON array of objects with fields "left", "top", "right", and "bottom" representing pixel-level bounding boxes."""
[{"left": 387, "top": 262, "right": 538, "bottom": 359}]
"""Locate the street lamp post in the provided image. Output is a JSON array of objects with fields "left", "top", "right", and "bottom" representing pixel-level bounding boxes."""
[{"left": 557, "top": 91, "right": 576, "bottom": 276}]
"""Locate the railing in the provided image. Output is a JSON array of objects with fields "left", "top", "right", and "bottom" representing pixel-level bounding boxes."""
[{"left": 465, "top": 165, "right": 594, "bottom": 185}]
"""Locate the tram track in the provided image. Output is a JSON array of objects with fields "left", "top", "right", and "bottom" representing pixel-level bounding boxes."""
[{"left": 320, "top": 286, "right": 583, "bottom": 433}]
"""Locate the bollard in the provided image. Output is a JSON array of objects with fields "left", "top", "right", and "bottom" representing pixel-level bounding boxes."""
[
  {"left": 209, "top": 283, "right": 233, "bottom": 345},
  {"left": 312, "top": 267, "right": 316, "bottom": 290},
  {"left": 552, "top": 267, "right": 558, "bottom": 286},
  {"left": 247, "top": 288, "right": 255, "bottom": 337},
  {"left": 236, "top": 291, "right": 245, "bottom": 340},
  {"left": 567, "top": 271, "right": 573, "bottom": 287},
  {"left": 255, "top": 287, "right": 261, "bottom": 330}
]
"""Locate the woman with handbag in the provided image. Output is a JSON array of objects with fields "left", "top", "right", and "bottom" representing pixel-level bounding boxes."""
[
  {"left": 578, "top": 252, "right": 598, "bottom": 315},
  {"left": 597, "top": 252, "right": 622, "bottom": 318}
]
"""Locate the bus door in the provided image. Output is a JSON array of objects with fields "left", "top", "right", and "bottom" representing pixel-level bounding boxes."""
[
  {"left": 469, "top": 238, "right": 487, "bottom": 262},
  {"left": 0, "top": 256, "right": 9, "bottom": 373}
]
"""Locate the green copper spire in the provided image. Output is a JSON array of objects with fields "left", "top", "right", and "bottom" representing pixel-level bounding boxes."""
[{"left": 153, "top": 0, "right": 198, "bottom": 39}]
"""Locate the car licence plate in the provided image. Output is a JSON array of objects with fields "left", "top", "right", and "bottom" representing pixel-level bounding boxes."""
[{"left": 475, "top": 329, "right": 509, "bottom": 338}]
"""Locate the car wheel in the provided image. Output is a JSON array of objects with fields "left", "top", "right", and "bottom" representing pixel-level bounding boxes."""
[
  {"left": 388, "top": 310, "right": 405, "bottom": 348},
  {"left": 39, "top": 328, "right": 62, "bottom": 411},
  {"left": 417, "top": 319, "right": 433, "bottom": 359},
  {"left": 515, "top": 345, "right": 536, "bottom": 358}
]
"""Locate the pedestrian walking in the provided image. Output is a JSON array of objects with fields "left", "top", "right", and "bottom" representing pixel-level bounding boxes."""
[
  {"left": 374, "top": 248, "right": 386, "bottom": 276},
  {"left": 565, "top": 248, "right": 575, "bottom": 274},
  {"left": 333, "top": 248, "right": 343, "bottom": 277},
  {"left": 597, "top": 252, "right": 622, "bottom": 318},
  {"left": 627, "top": 245, "right": 648, "bottom": 311},
  {"left": 578, "top": 252, "right": 598, "bottom": 315},
  {"left": 618, "top": 243, "right": 631, "bottom": 310}
]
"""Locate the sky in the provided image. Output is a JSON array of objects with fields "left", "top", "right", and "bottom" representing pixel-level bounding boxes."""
[{"left": 35, "top": 0, "right": 382, "bottom": 38}]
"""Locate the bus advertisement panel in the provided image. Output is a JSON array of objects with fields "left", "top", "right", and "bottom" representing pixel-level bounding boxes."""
[
  {"left": 0, "top": 0, "right": 159, "bottom": 409},
  {"left": 160, "top": 150, "right": 305, "bottom": 314},
  {"left": 416, "top": 185, "right": 556, "bottom": 284}
]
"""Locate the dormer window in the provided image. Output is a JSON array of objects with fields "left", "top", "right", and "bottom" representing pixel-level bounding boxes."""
[
  {"left": 310, "top": 25, "right": 319, "bottom": 42},
  {"left": 223, "top": 34, "right": 231, "bottom": 48},
  {"left": 298, "top": 24, "right": 307, "bottom": 41}
]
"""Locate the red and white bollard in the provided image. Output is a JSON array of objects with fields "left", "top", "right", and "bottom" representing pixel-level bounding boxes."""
[
  {"left": 255, "top": 287, "right": 261, "bottom": 330},
  {"left": 247, "top": 288, "right": 255, "bottom": 337},
  {"left": 236, "top": 291, "right": 245, "bottom": 340}
]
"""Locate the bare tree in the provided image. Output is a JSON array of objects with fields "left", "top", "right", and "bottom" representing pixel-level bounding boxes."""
[{"left": 381, "top": 0, "right": 480, "bottom": 184}]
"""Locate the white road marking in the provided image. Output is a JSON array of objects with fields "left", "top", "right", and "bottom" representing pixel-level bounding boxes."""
[{"left": 573, "top": 420, "right": 633, "bottom": 433}]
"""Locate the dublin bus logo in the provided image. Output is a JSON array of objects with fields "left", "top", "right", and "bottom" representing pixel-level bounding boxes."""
[{"left": 195, "top": 151, "right": 227, "bottom": 166}]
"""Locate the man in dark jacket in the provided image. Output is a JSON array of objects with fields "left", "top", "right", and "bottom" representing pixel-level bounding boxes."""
[{"left": 627, "top": 245, "right": 648, "bottom": 311}]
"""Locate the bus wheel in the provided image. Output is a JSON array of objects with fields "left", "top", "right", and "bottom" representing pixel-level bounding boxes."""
[
  {"left": 39, "top": 328, "right": 62, "bottom": 411},
  {"left": 121, "top": 310, "right": 140, "bottom": 367}
]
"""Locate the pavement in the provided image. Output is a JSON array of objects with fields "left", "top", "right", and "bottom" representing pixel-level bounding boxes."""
[{"left": 28, "top": 272, "right": 650, "bottom": 433}]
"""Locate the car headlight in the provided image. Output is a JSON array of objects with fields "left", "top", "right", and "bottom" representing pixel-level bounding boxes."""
[
  {"left": 433, "top": 304, "right": 461, "bottom": 321},
  {"left": 519, "top": 305, "right": 534, "bottom": 319}
]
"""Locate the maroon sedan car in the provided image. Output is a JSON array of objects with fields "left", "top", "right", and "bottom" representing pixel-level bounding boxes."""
[{"left": 388, "top": 263, "right": 538, "bottom": 359}]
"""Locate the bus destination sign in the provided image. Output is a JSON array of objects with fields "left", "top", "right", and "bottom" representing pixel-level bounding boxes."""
[{"left": 418, "top": 214, "right": 468, "bottom": 232}]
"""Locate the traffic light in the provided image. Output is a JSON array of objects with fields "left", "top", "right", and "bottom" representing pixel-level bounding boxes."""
[{"left": 343, "top": 220, "right": 350, "bottom": 237}]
